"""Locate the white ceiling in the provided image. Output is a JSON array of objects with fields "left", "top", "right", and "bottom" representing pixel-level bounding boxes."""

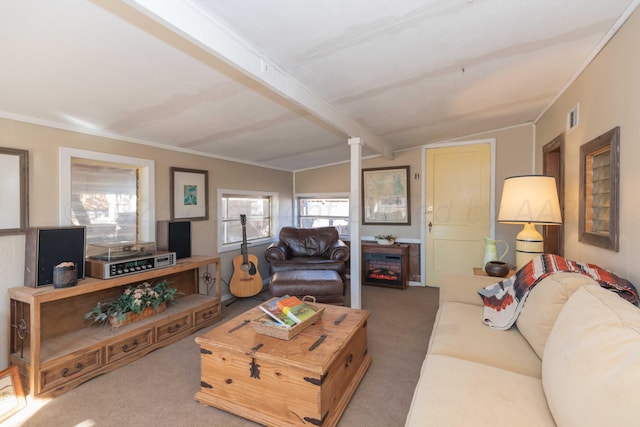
[{"left": 0, "top": 0, "right": 637, "bottom": 171}]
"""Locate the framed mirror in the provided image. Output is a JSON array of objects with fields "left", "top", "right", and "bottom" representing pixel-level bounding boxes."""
[
  {"left": 579, "top": 126, "right": 619, "bottom": 251},
  {"left": 0, "top": 147, "right": 28, "bottom": 235}
]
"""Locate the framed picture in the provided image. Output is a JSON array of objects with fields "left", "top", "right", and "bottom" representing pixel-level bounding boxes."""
[
  {"left": 362, "top": 166, "right": 411, "bottom": 225},
  {"left": 579, "top": 126, "right": 620, "bottom": 251},
  {"left": 0, "top": 147, "right": 28, "bottom": 235},
  {"left": 170, "top": 167, "right": 209, "bottom": 221},
  {"left": 0, "top": 365, "right": 26, "bottom": 424}
]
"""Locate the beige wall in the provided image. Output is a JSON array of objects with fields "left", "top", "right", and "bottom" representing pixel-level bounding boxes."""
[
  {"left": 0, "top": 118, "right": 293, "bottom": 368},
  {"left": 296, "top": 124, "right": 534, "bottom": 266},
  {"left": 535, "top": 8, "right": 640, "bottom": 284}
]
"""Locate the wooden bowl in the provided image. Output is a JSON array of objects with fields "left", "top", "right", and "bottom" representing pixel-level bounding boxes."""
[{"left": 484, "top": 261, "right": 510, "bottom": 277}]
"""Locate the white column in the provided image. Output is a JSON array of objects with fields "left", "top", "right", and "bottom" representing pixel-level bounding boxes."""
[{"left": 348, "top": 137, "right": 362, "bottom": 309}]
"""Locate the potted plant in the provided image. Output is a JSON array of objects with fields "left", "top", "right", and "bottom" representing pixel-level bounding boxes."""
[
  {"left": 85, "top": 279, "right": 178, "bottom": 327},
  {"left": 375, "top": 234, "right": 396, "bottom": 245}
]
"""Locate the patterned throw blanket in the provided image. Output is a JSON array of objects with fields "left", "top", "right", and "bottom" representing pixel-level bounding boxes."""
[{"left": 478, "top": 254, "right": 639, "bottom": 330}]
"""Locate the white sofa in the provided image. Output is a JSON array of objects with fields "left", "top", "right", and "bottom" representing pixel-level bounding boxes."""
[{"left": 405, "top": 272, "right": 640, "bottom": 427}]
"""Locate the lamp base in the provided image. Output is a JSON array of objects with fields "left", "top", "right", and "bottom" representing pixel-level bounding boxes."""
[{"left": 515, "top": 223, "right": 543, "bottom": 270}]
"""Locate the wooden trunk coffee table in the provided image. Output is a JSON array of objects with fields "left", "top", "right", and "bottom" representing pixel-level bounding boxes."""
[{"left": 195, "top": 303, "right": 371, "bottom": 427}]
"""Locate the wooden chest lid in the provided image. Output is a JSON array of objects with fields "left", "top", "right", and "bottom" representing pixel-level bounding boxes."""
[{"left": 196, "top": 304, "right": 369, "bottom": 373}]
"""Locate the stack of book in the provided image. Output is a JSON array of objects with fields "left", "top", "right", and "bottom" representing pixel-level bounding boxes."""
[{"left": 259, "top": 295, "right": 317, "bottom": 329}]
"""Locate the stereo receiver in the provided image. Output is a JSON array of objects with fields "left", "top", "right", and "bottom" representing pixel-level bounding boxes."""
[{"left": 84, "top": 241, "right": 176, "bottom": 279}]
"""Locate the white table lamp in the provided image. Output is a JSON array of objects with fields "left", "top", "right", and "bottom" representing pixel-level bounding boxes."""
[{"left": 498, "top": 175, "right": 562, "bottom": 269}]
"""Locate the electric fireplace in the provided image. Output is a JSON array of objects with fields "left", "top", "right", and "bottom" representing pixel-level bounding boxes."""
[{"left": 362, "top": 243, "right": 409, "bottom": 289}]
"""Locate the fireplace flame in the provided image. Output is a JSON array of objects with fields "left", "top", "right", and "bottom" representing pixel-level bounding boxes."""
[{"left": 368, "top": 268, "right": 399, "bottom": 281}]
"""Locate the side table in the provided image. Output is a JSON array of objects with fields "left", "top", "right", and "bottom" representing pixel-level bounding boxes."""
[{"left": 473, "top": 267, "right": 516, "bottom": 278}]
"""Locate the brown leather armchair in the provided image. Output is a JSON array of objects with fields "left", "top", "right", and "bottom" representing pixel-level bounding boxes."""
[{"left": 265, "top": 226, "right": 350, "bottom": 280}]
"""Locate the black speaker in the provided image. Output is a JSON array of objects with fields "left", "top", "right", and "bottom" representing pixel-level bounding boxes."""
[
  {"left": 24, "top": 226, "right": 86, "bottom": 288},
  {"left": 157, "top": 220, "right": 191, "bottom": 259}
]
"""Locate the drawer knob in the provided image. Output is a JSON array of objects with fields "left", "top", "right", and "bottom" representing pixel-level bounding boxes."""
[
  {"left": 61, "top": 362, "right": 83, "bottom": 377},
  {"left": 123, "top": 340, "right": 138, "bottom": 353}
]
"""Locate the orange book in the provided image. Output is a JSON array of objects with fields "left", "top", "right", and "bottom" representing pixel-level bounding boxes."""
[
  {"left": 259, "top": 298, "right": 296, "bottom": 328},
  {"left": 275, "top": 295, "right": 316, "bottom": 324}
]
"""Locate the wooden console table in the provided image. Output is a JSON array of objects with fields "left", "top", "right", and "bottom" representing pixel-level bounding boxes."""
[{"left": 8, "top": 256, "right": 221, "bottom": 397}]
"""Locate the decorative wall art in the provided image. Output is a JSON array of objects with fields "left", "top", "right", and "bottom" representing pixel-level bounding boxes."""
[
  {"left": 579, "top": 126, "right": 620, "bottom": 251},
  {"left": 170, "top": 167, "right": 209, "bottom": 221},
  {"left": 0, "top": 147, "right": 28, "bottom": 235},
  {"left": 362, "top": 166, "right": 410, "bottom": 225},
  {"left": 0, "top": 365, "right": 26, "bottom": 423}
]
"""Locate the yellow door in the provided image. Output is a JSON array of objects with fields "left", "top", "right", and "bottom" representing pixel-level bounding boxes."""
[{"left": 425, "top": 143, "right": 491, "bottom": 286}]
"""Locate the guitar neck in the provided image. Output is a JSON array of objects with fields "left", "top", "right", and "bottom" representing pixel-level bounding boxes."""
[{"left": 241, "top": 222, "right": 249, "bottom": 263}]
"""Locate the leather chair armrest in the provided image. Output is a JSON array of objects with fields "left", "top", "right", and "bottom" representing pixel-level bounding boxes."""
[
  {"left": 328, "top": 239, "right": 350, "bottom": 262},
  {"left": 264, "top": 241, "right": 291, "bottom": 263}
]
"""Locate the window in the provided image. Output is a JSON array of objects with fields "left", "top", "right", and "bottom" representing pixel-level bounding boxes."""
[
  {"left": 297, "top": 194, "right": 350, "bottom": 236},
  {"left": 70, "top": 160, "right": 139, "bottom": 243},
  {"left": 219, "top": 190, "right": 277, "bottom": 249},
  {"left": 60, "top": 148, "right": 155, "bottom": 244}
]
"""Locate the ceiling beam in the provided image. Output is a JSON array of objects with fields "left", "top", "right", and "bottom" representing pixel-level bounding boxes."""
[{"left": 124, "top": 0, "right": 394, "bottom": 160}]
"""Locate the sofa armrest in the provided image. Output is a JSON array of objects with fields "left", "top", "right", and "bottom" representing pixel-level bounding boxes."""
[
  {"left": 264, "top": 241, "right": 291, "bottom": 263},
  {"left": 328, "top": 239, "right": 350, "bottom": 262},
  {"left": 439, "top": 273, "right": 502, "bottom": 306}
]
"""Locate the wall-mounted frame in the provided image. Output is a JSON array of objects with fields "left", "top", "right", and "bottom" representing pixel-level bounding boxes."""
[
  {"left": 579, "top": 126, "right": 619, "bottom": 251},
  {"left": 0, "top": 147, "right": 28, "bottom": 235},
  {"left": 170, "top": 167, "right": 209, "bottom": 221},
  {"left": 0, "top": 365, "right": 26, "bottom": 423},
  {"left": 362, "top": 166, "right": 410, "bottom": 225}
]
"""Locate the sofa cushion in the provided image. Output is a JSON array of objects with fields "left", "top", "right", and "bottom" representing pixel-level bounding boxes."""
[
  {"left": 439, "top": 273, "right": 500, "bottom": 306},
  {"left": 516, "top": 272, "right": 598, "bottom": 358},
  {"left": 405, "top": 354, "right": 555, "bottom": 427},
  {"left": 543, "top": 285, "right": 640, "bottom": 427},
  {"left": 428, "top": 301, "right": 542, "bottom": 378}
]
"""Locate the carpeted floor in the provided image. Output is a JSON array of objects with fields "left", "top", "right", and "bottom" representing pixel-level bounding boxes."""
[{"left": 6, "top": 285, "right": 439, "bottom": 427}]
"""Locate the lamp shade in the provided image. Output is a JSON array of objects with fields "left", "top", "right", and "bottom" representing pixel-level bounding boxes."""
[{"left": 498, "top": 175, "right": 562, "bottom": 224}]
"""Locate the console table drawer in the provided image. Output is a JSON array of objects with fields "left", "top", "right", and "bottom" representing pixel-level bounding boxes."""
[
  {"left": 106, "top": 330, "right": 153, "bottom": 363},
  {"left": 194, "top": 303, "right": 220, "bottom": 327},
  {"left": 156, "top": 314, "right": 191, "bottom": 342},
  {"left": 40, "top": 349, "right": 102, "bottom": 392}
]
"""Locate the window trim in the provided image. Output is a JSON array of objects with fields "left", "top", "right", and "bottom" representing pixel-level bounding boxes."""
[
  {"left": 217, "top": 188, "right": 278, "bottom": 253},
  {"left": 59, "top": 147, "right": 155, "bottom": 241},
  {"left": 295, "top": 192, "right": 350, "bottom": 237}
]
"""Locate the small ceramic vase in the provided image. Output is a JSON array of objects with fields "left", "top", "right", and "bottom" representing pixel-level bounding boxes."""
[{"left": 484, "top": 261, "right": 510, "bottom": 278}]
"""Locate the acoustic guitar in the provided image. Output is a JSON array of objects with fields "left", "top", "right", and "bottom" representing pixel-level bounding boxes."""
[{"left": 229, "top": 214, "right": 263, "bottom": 297}]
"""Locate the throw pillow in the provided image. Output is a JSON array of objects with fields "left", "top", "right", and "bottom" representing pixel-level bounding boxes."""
[{"left": 516, "top": 272, "right": 598, "bottom": 358}]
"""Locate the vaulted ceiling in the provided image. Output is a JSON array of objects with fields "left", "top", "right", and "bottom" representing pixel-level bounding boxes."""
[{"left": 0, "top": 0, "right": 637, "bottom": 170}]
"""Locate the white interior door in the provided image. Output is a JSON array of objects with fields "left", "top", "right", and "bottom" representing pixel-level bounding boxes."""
[{"left": 425, "top": 143, "right": 491, "bottom": 286}]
